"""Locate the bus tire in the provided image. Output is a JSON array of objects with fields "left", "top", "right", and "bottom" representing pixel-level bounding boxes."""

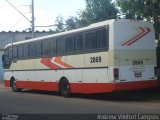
[
  {"left": 11, "top": 77, "right": 21, "bottom": 92},
  {"left": 59, "top": 78, "right": 71, "bottom": 97}
]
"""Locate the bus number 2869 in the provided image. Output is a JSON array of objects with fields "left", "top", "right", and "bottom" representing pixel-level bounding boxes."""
[{"left": 90, "top": 56, "right": 102, "bottom": 63}]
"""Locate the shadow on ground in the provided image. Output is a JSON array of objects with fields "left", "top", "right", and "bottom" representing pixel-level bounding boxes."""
[{"left": 20, "top": 87, "right": 160, "bottom": 102}]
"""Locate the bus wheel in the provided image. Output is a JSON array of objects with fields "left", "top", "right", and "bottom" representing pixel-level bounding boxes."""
[
  {"left": 59, "top": 78, "right": 71, "bottom": 97},
  {"left": 11, "top": 78, "right": 21, "bottom": 92}
]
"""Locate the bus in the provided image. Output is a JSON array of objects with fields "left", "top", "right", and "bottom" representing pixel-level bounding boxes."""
[{"left": 2, "top": 19, "right": 158, "bottom": 97}]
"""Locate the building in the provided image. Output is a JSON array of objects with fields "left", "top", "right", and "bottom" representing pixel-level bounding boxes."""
[
  {"left": 0, "top": 31, "right": 52, "bottom": 81},
  {"left": 0, "top": 31, "right": 52, "bottom": 49}
]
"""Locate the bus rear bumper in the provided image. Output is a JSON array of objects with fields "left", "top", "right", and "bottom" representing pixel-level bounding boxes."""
[
  {"left": 71, "top": 80, "right": 159, "bottom": 94},
  {"left": 114, "top": 80, "right": 158, "bottom": 92}
]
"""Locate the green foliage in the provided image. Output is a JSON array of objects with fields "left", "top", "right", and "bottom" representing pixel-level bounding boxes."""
[
  {"left": 116, "top": 0, "right": 144, "bottom": 19},
  {"left": 54, "top": 15, "right": 65, "bottom": 33},
  {"left": 81, "top": 0, "right": 118, "bottom": 25},
  {"left": 54, "top": 0, "right": 118, "bottom": 32},
  {"left": 65, "top": 16, "right": 80, "bottom": 31},
  {"left": 116, "top": 0, "right": 160, "bottom": 19}
]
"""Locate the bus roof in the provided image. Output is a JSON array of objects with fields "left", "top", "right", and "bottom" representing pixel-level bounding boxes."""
[
  {"left": 4, "top": 19, "right": 115, "bottom": 49},
  {"left": 4, "top": 19, "right": 151, "bottom": 49}
]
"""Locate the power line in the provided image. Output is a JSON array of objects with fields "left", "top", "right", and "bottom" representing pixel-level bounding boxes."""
[
  {"left": 4, "top": 0, "right": 63, "bottom": 34},
  {"left": 4, "top": 0, "right": 35, "bottom": 38},
  {"left": 35, "top": 24, "right": 60, "bottom": 27},
  {"left": 4, "top": 0, "right": 30, "bottom": 23},
  {"left": 0, "top": 5, "right": 30, "bottom": 8}
]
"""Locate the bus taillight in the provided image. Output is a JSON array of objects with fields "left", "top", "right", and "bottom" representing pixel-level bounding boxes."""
[{"left": 114, "top": 68, "right": 119, "bottom": 80}]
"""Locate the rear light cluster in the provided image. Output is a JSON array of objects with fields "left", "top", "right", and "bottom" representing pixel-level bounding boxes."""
[{"left": 114, "top": 68, "right": 119, "bottom": 80}]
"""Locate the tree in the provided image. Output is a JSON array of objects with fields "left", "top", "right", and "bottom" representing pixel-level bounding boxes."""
[
  {"left": 80, "top": 0, "right": 118, "bottom": 25},
  {"left": 65, "top": 16, "right": 78, "bottom": 31},
  {"left": 54, "top": 15, "right": 65, "bottom": 33},
  {"left": 54, "top": 0, "right": 118, "bottom": 31}
]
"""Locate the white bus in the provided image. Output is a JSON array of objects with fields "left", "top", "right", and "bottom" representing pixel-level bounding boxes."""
[{"left": 3, "top": 19, "right": 158, "bottom": 97}]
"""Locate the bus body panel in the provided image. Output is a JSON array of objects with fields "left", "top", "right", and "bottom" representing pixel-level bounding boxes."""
[
  {"left": 113, "top": 20, "right": 156, "bottom": 83},
  {"left": 4, "top": 78, "right": 158, "bottom": 94}
]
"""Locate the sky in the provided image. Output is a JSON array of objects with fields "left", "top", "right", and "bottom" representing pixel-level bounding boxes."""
[{"left": 0, "top": 0, "right": 86, "bottom": 32}]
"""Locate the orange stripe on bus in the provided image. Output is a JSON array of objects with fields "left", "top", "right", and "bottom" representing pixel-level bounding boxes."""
[
  {"left": 41, "top": 57, "right": 75, "bottom": 69},
  {"left": 126, "top": 27, "right": 151, "bottom": 46},
  {"left": 122, "top": 27, "right": 151, "bottom": 46},
  {"left": 54, "top": 56, "right": 74, "bottom": 68},
  {"left": 41, "top": 58, "right": 61, "bottom": 69}
]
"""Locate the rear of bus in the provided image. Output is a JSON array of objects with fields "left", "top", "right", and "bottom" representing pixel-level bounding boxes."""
[{"left": 112, "top": 19, "right": 158, "bottom": 91}]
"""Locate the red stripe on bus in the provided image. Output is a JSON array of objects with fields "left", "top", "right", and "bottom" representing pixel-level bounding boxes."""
[
  {"left": 4, "top": 80, "right": 158, "bottom": 94},
  {"left": 41, "top": 57, "right": 74, "bottom": 69},
  {"left": 126, "top": 27, "right": 151, "bottom": 46},
  {"left": 54, "top": 56, "right": 74, "bottom": 68},
  {"left": 122, "top": 27, "right": 151, "bottom": 46},
  {"left": 71, "top": 80, "right": 158, "bottom": 93},
  {"left": 16, "top": 81, "right": 59, "bottom": 91},
  {"left": 41, "top": 58, "right": 61, "bottom": 69},
  {"left": 122, "top": 27, "right": 145, "bottom": 46},
  {"left": 4, "top": 80, "right": 10, "bottom": 87}
]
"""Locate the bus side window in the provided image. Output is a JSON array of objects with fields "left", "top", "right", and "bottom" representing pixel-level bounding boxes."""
[
  {"left": 28, "top": 43, "right": 36, "bottom": 57},
  {"left": 42, "top": 40, "right": 50, "bottom": 57},
  {"left": 28, "top": 42, "right": 42, "bottom": 58},
  {"left": 57, "top": 37, "right": 65, "bottom": 55},
  {"left": 23, "top": 44, "right": 29, "bottom": 58},
  {"left": 13, "top": 45, "right": 18, "bottom": 59},
  {"left": 50, "top": 39, "right": 56, "bottom": 56},
  {"left": 36, "top": 42, "right": 42, "bottom": 57},
  {"left": 4, "top": 48, "right": 9, "bottom": 59},
  {"left": 65, "top": 36, "right": 74, "bottom": 52},
  {"left": 18, "top": 45, "right": 23, "bottom": 59},
  {"left": 85, "top": 31, "right": 96, "bottom": 50},
  {"left": 96, "top": 29, "right": 107, "bottom": 49},
  {"left": 8, "top": 47, "right": 12, "bottom": 59},
  {"left": 75, "top": 34, "right": 83, "bottom": 51}
]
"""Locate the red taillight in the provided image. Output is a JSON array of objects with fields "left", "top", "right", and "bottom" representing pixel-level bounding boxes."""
[
  {"left": 114, "top": 68, "right": 119, "bottom": 80},
  {"left": 154, "top": 66, "right": 157, "bottom": 77}
]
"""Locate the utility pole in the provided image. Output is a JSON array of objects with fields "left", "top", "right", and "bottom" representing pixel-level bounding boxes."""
[{"left": 31, "top": 0, "right": 35, "bottom": 38}]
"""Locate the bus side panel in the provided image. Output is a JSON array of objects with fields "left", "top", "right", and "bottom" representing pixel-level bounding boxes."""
[
  {"left": 4, "top": 71, "right": 12, "bottom": 87},
  {"left": 9, "top": 70, "right": 59, "bottom": 91},
  {"left": 64, "top": 69, "right": 83, "bottom": 93}
]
